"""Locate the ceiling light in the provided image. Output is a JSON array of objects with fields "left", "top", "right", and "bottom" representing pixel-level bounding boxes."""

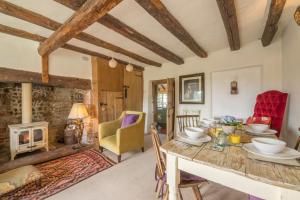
[
  {"left": 295, "top": 6, "right": 300, "bottom": 26},
  {"left": 108, "top": 58, "right": 118, "bottom": 68},
  {"left": 126, "top": 63, "right": 134, "bottom": 72}
]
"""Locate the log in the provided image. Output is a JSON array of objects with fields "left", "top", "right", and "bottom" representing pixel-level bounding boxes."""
[
  {"left": 216, "top": 0, "right": 240, "bottom": 51},
  {"left": 0, "top": 145, "right": 93, "bottom": 173},
  {"left": 0, "top": 67, "right": 91, "bottom": 90},
  {"left": 38, "top": 0, "right": 122, "bottom": 56},
  {"left": 0, "top": 1, "right": 158, "bottom": 66},
  {"left": 41, "top": 54, "right": 49, "bottom": 83},
  {"left": 54, "top": 0, "right": 182, "bottom": 65},
  {"left": 0, "top": 24, "right": 144, "bottom": 71},
  {"left": 135, "top": 0, "right": 207, "bottom": 59},
  {"left": 261, "top": 0, "right": 286, "bottom": 47}
]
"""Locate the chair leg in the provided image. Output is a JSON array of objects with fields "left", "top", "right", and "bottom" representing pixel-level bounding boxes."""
[
  {"left": 117, "top": 155, "right": 121, "bottom": 163},
  {"left": 163, "top": 186, "right": 169, "bottom": 200},
  {"left": 192, "top": 186, "right": 202, "bottom": 200},
  {"left": 178, "top": 188, "right": 183, "bottom": 200},
  {"left": 141, "top": 147, "right": 144, "bottom": 152},
  {"left": 99, "top": 146, "right": 103, "bottom": 153},
  {"left": 156, "top": 180, "right": 163, "bottom": 198}
]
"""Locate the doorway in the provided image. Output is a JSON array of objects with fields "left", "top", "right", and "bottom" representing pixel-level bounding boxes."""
[{"left": 152, "top": 79, "right": 175, "bottom": 141}]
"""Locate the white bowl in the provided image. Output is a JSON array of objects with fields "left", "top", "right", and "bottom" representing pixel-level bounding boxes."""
[
  {"left": 184, "top": 127, "right": 205, "bottom": 139},
  {"left": 249, "top": 124, "right": 269, "bottom": 133},
  {"left": 222, "top": 125, "right": 235, "bottom": 134},
  {"left": 251, "top": 137, "right": 286, "bottom": 154}
]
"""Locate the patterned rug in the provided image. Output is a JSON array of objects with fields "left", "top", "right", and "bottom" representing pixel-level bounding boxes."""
[{"left": 1, "top": 149, "right": 114, "bottom": 200}]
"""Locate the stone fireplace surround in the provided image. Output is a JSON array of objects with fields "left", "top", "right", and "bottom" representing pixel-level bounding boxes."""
[{"left": 0, "top": 82, "right": 89, "bottom": 163}]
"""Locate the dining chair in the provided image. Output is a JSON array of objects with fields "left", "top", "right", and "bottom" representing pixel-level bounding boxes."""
[
  {"left": 176, "top": 115, "right": 201, "bottom": 132},
  {"left": 295, "top": 133, "right": 300, "bottom": 151},
  {"left": 252, "top": 90, "right": 288, "bottom": 137},
  {"left": 151, "top": 124, "right": 206, "bottom": 200}
]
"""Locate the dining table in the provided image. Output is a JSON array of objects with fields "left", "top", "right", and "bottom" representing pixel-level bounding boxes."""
[{"left": 160, "top": 133, "right": 300, "bottom": 200}]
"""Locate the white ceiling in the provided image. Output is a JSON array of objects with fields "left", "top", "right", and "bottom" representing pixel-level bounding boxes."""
[{"left": 0, "top": 0, "right": 299, "bottom": 67}]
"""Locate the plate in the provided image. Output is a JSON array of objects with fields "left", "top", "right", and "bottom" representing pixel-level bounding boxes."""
[
  {"left": 243, "top": 143, "right": 300, "bottom": 160},
  {"left": 245, "top": 126, "right": 277, "bottom": 136},
  {"left": 176, "top": 132, "right": 211, "bottom": 146}
]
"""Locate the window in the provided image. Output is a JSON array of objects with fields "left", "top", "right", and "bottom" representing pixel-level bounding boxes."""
[{"left": 157, "top": 93, "right": 167, "bottom": 108}]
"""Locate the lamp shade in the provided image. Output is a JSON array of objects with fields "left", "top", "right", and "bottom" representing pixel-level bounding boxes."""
[
  {"left": 126, "top": 63, "right": 134, "bottom": 72},
  {"left": 109, "top": 58, "right": 118, "bottom": 68},
  {"left": 68, "top": 103, "right": 89, "bottom": 119}
]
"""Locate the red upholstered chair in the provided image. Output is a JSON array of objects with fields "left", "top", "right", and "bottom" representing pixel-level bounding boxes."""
[
  {"left": 252, "top": 90, "right": 288, "bottom": 137},
  {"left": 249, "top": 90, "right": 288, "bottom": 200}
]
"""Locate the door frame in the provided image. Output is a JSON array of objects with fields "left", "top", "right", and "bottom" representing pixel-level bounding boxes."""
[
  {"left": 152, "top": 79, "right": 168, "bottom": 125},
  {"left": 152, "top": 78, "right": 175, "bottom": 140}
]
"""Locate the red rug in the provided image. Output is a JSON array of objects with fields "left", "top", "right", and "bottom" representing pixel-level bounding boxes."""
[{"left": 1, "top": 149, "right": 114, "bottom": 200}]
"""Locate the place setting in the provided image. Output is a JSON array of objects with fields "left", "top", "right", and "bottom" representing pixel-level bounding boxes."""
[
  {"left": 244, "top": 123, "right": 277, "bottom": 136},
  {"left": 243, "top": 137, "right": 300, "bottom": 167},
  {"left": 175, "top": 126, "right": 211, "bottom": 147}
]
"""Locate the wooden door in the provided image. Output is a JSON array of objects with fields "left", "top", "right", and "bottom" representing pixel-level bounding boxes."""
[
  {"left": 166, "top": 78, "right": 175, "bottom": 141},
  {"left": 124, "top": 70, "right": 143, "bottom": 111},
  {"left": 99, "top": 91, "right": 123, "bottom": 122}
]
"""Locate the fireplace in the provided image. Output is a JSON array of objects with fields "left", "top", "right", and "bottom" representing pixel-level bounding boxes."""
[
  {"left": 9, "top": 122, "right": 49, "bottom": 160},
  {"left": 8, "top": 83, "right": 49, "bottom": 160}
]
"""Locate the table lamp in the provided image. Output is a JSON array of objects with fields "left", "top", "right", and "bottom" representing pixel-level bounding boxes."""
[{"left": 68, "top": 103, "right": 89, "bottom": 149}]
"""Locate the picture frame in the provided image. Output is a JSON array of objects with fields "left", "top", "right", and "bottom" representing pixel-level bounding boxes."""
[{"left": 179, "top": 73, "right": 205, "bottom": 104}]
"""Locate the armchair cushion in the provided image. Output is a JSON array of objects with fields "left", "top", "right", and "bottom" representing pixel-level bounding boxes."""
[{"left": 121, "top": 114, "right": 139, "bottom": 128}]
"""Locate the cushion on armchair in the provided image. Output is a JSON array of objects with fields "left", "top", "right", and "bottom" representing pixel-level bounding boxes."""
[
  {"left": 0, "top": 165, "right": 43, "bottom": 195},
  {"left": 121, "top": 114, "right": 139, "bottom": 128}
]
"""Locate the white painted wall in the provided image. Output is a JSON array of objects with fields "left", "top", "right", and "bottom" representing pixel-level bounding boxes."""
[
  {"left": 0, "top": 33, "right": 92, "bottom": 79},
  {"left": 143, "top": 39, "right": 283, "bottom": 132},
  {"left": 282, "top": 20, "right": 300, "bottom": 147},
  {"left": 212, "top": 66, "right": 262, "bottom": 119}
]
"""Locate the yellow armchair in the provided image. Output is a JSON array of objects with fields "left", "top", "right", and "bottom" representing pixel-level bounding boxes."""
[{"left": 98, "top": 111, "right": 145, "bottom": 163}]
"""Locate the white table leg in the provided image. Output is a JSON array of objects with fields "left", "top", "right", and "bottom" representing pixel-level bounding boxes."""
[{"left": 166, "top": 154, "right": 180, "bottom": 200}]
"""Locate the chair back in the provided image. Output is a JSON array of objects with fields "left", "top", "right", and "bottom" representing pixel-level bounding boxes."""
[
  {"left": 253, "top": 90, "right": 288, "bottom": 137},
  {"left": 150, "top": 124, "right": 166, "bottom": 179},
  {"left": 176, "top": 115, "right": 201, "bottom": 132},
  {"left": 295, "top": 135, "right": 300, "bottom": 151}
]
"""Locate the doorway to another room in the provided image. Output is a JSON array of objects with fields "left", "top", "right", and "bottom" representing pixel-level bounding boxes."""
[
  {"left": 155, "top": 83, "right": 168, "bottom": 134},
  {"left": 152, "top": 79, "right": 175, "bottom": 141}
]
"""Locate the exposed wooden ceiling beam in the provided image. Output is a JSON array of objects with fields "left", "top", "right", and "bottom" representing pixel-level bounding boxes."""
[
  {"left": 41, "top": 54, "right": 49, "bottom": 83},
  {"left": 135, "top": 0, "right": 207, "bottom": 58},
  {"left": 0, "top": 0, "right": 159, "bottom": 67},
  {"left": 54, "top": 0, "right": 184, "bottom": 65},
  {"left": 38, "top": 0, "right": 123, "bottom": 55},
  {"left": 0, "top": 24, "right": 144, "bottom": 71},
  {"left": 261, "top": 0, "right": 286, "bottom": 47},
  {"left": 216, "top": 0, "right": 240, "bottom": 51}
]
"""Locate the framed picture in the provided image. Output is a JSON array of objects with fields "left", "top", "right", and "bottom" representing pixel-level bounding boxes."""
[{"left": 179, "top": 73, "right": 205, "bottom": 104}]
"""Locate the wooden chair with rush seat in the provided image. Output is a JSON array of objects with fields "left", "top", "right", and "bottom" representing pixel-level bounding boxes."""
[
  {"left": 176, "top": 115, "right": 201, "bottom": 132},
  {"left": 150, "top": 124, "right": 206, "bottom": 200}
]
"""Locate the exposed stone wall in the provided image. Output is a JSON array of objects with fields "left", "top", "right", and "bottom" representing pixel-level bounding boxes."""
[{"left": 0, "top": 82, "right": 89, "bottom": 162}]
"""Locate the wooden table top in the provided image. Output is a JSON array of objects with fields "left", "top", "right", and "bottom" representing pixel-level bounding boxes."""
[{"left": 161, "top": 136, "right": 300, "bottom": 191}]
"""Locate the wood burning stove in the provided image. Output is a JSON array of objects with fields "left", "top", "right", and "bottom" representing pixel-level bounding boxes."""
[
  {"left": 8, "top": 83, "right": 49, "bottom": 160},
  {"left": 9, "top": 122, "right": 49, "bottom": 160}
]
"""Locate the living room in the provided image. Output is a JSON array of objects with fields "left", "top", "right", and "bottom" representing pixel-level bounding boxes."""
[{"left": 0, "top": 0, "right": 300, "bottom": 200}]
